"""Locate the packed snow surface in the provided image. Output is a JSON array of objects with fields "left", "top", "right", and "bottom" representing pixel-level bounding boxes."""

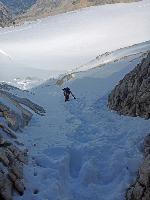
[
  {"left": 0, "top": 0, "right": 150, "bottom": 84},
  {"left": 12, "top": 49, "right": 150, "bottom": 200}
]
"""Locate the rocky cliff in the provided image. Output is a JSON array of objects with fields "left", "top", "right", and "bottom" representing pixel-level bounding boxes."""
[
  {"left": 126, "top": 134, "right": 150, "bottom": 200},
  {"left": 0, "top": 1, "right": 12, "bottom": 27},
  {"left": 0, "top": 83, "right": 45, "bottom": 200},
  {"left": 0, "top": 0, "right": 36, "bottom": 15},
  {"left": 108, "top": 52, "right": 150, "bottom": 119}
]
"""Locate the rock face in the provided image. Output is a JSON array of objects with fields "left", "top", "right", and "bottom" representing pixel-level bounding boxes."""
[
  {"left": 0, "top": 1, "right": 12, "bottom": 27},
  {"left": 126, "top": 134, "right": 150, "bottom": 200},
  {"left": 0, "top": 0, "right": 36, "bottom": 15},
  {"left": 0, "top": 84, "right": 45, "bottom": 200},
  {"left": 108, "top": 52, "right": 150, "bottom": 119},
  {"left": 0, "top": 138, "right": 27, "bottom": 200}
]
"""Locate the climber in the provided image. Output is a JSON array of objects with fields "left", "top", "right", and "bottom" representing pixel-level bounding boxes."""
[{"left": 62, "top": 87, "right": 76, "bottom": 102}]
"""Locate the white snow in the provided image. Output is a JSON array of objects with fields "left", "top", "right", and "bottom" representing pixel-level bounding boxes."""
[
  {"left": 60, "top": 40, "right": 150, "bottom": 78},
  {"left": 12, "top": 50, "right": 150, "bottom": 200},
  {"left": 0, "top": 1, "right": 150, "bottom": 199},
  {"left": 0, "top": 0, "right": 150, "bottom": 85}
]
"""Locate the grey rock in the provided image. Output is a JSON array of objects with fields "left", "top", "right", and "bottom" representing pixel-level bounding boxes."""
[
  {"left": 0, "top": 136, "right": 27, "bottom": 200},
  {"left": 0, "top": 84, "right": 44, "bottom": 200},
  {"left": 1, "top": 0, "right": 36, "bottom": 15},
  {"left": 14, "top": 179, "right": 25, "bottom": 194},
  {"left": 0, "top": 148, "right": 9, "bottom": 166},
  {"left": 0, "top": 1, "right": 13, "bottom": 27},
  {"left": 0, "top": 172, "right": 13, "bottom": 200},
  {"left": 108, "top": 52, "right": 150, "bottom": 119},
  {"left": 126, "top": 135, "right": 150, "bottom": 200}
]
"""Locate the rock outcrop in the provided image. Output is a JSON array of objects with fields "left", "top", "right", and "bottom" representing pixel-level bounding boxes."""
[
  {"left": 0, "top": 1, "right": 12, "bottom": 27},
  {"left": 0, "top": 0, "right": 36, "bottom": 15},
  {"left": 126, "top": 134, "right": 150, "bottom": 200},
  {"left": 0, "top": 136, "right": 27, "bottom": 200},
  {"left": 108, "top": 52, "right": 150, "bottom": 119},
  {"left": 0, "top": 85, "right": 45, "bottom": 200}
]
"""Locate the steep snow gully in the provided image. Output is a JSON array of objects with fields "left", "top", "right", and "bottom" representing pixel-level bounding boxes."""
[{"left": 13, "top": 51, "right": 150, "bottom": 200}]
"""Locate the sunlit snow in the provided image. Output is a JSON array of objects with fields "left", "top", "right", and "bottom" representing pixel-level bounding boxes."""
[{"left": 0, "top": 0, "right": 150, "bottom": 86}]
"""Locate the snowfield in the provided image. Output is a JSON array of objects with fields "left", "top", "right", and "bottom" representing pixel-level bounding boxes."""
[
  {"left": 12, "top": 47, "right": 150, "bottom": 200},
  {"left": 0, "top": 0, "right": 150, "bottom": 87}
]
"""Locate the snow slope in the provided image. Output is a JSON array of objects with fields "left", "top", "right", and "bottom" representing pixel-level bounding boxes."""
[
  {"left": 0, "top": 0, "right": 150, "bottom": 84},
  {"left": 12, "top": 49, "right": 150, "bottom": 200},
  {"left": 57, "top": 40, "right": 150, "bottom": 84}
]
